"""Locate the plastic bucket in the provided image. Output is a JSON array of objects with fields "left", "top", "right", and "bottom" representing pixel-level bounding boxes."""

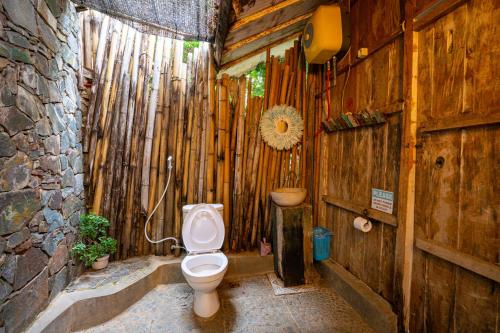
[{"left": 313, "top": 227, "right": 332, "bottom": 261}]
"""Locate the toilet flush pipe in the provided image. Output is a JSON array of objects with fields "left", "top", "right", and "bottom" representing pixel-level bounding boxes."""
[{"left": 144, "top": 156, "right": 183, "bottom": 254}]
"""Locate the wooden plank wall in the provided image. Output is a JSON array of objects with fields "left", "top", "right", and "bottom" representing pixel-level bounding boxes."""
[
  {"left": 320, "top": 0, "right": 499, "bottom": 330},
  {"left": 409, "top": 0, "right": 499, "bottom": 331},
  {"left": 321, "top": 0, "right": 404, "bottom": 305}
]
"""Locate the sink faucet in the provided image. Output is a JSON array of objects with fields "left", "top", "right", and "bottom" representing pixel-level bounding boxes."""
[{"left": 285, "top": 171, "right": 300, "bottom": 188}]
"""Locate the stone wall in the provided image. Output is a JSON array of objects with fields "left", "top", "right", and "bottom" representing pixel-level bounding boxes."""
[{"left": 0, "top": 0, "right": 84, "bottom": 331}]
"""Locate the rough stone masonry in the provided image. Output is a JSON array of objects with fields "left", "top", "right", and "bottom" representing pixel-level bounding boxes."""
[{"left": 0, "top": 0, "right": 85, "bottom": 331}]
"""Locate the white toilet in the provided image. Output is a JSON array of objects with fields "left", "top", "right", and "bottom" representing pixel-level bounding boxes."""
[{"left": 181, "top": 204, "right": 228, "bottom": 317}]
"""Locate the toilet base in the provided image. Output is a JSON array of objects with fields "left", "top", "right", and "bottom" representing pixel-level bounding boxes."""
[{"left": 193, "top": 290, "right": 220, "bottom": 317}]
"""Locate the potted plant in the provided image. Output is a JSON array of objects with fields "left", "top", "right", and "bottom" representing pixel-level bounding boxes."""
[{"left": 71, "top": 213, "right": 117, "bottom": 270}]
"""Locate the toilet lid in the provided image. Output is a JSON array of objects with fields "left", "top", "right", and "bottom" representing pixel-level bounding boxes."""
[{"left": 182, "top": 204, "right": 224, "bottom": 252}]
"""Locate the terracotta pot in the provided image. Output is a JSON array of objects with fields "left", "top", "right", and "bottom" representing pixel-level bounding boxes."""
[{"left": 92, "top": 255, "right": 110, "bottom": 270}]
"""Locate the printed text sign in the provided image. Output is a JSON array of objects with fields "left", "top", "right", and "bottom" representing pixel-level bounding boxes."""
[{"left": 371, "top": 189, "right": 394, "bottom": 214}]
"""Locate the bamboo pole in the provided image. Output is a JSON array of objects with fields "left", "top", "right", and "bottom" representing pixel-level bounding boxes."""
[
  {"left": 231, "top": 76, "right": 246, "bottom": 250},
  {"left": 84, "top": 15, "right": 109, "bottom": 154},
  {"left": 153, "top": 38, "right": 172, "bottom": 255},
  {"left": 252, "top": 49, "right": 271, "bottom": 245},
  {"left": 182, "top": 52, "right": 195, "bottom": 206},
  {"left": 261, "top": 57, "right": 281, "bottom": 240},
  {"left": 118, "top": 32, "right": 142, "bottom": 258},
  {"left": 187, "top": 50, "right": 200, "bottom": 205},
  {"left": 198, "top": 46, "right": 209, "bottom": 202},
  {"left": 222, "top": 74, "right": 231, "bottom": 250},
  {"left": 216, "top": 79, "right": 226, "bottom": 205},
  {"left": 136, "top": 35, "right": 156, "bottom": 255},
  {"left": 192, "top": 49, "right": 203, "bottom": 204},
  {"left": 141, "top": 36, "right": 164, "bottom": 214},
  {"left": 161, "top": 39, "right": 174, "bottom": 255},
  {"left": 206, "top": 50, "right": 216, "bottom": 203},
  {"left": 172, "top": 40, "right": 185, "bottom": 255},
  {"left": 162, "top": 40, "right": 181, "bottom": 255},
  {"left": 239, "top": 81, "right": 253, "bottom": 249},
  {"left": 148, "top": 39, "right": 170, "bottom": 217}
]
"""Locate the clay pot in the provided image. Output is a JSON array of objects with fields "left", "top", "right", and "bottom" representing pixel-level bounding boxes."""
[{"left": 92, "top": 255, "right": 110, "bottom": 270}]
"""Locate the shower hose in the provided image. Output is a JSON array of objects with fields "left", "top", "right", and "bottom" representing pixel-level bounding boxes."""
[{"left": 143, "top": 156, "right": 180, "bottom": 246}]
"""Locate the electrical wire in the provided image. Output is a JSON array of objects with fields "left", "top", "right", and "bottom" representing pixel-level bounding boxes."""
[{"left": 341, "top": 61, "right": 351, "bottom": 114}]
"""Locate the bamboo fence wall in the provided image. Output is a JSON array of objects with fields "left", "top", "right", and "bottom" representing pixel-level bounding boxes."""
[{"left": 80, "top": 11, "right": 324, "bottom": 258}]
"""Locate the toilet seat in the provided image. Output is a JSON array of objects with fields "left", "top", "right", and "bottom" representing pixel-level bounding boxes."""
[
  {"left": 181, "top": 252, "right": 228, "bottom": 282},
  {"left": 182, "top": 204, "right": 224, "bottom": 253}
]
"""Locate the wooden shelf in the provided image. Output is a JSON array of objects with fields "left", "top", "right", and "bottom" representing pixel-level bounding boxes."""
[
  {"left": 415, "top": 238, "right": 500, "bottom": 283},
  {"left": 323, "top": 195, "right": 397, "bottom": 227}
]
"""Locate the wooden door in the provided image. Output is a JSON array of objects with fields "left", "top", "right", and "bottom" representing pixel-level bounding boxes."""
[{"left": 409, "top": 0, "right": 500, "bottom": 331}]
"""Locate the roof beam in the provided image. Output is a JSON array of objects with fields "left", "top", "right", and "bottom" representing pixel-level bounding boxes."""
[
  {"left": 229, "top": 0, "right": 302, "bottom": 32},
  {"left": 221, "top": 32, "right": 301, "bottom": 69},
  {"left": 224, "top": 11, "right": 312, "bottom": 53}
]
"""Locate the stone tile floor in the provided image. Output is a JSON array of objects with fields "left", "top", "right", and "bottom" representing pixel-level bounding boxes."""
[{"left": 77, "top": 275, "right": 374, "bottom": 333}]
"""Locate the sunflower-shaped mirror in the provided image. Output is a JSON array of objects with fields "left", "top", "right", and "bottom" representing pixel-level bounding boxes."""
[{"left": 260, "top": 105, "right": 303, "bottom": 150}]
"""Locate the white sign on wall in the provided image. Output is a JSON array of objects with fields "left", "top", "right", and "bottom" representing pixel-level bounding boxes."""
[{"left": 371, "top": 189, "right": 394, "bottom": 214}]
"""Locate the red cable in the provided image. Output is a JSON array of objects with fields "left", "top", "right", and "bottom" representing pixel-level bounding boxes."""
[{"left": 314, "top": 62, "right": 331, "bottom": 137}]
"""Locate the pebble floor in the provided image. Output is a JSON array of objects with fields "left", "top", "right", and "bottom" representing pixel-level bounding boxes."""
[{"left": 77, "top": 275, "right": 374, "bottom": 333}]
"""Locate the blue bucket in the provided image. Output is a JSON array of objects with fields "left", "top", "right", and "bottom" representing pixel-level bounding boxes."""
[{"left": 313, "top": 227, "right": 332, "bottom": 261}]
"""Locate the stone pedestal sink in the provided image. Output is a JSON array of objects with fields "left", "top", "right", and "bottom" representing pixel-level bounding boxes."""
[{"left": 270, "top": 188, "right": 307, "bottom": 207}]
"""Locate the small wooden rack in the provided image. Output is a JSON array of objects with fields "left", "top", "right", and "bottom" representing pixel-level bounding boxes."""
[{"left": 321, "top": 111, "right": 386, "bottom": 134}]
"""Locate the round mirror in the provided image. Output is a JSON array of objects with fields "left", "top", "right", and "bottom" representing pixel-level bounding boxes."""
[
  {"left": 260, "top": 105, "right": 303, "bottom": 150},
  {"left": 276, "top": 119, "right": 288, "bottom": 134}
]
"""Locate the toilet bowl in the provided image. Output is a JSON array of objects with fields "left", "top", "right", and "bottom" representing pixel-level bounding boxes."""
[{"left": 181, "top": 204, "right": 228, "bottom": 317}]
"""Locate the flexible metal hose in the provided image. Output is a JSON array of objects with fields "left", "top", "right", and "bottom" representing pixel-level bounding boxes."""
[{"left": 143, "top": 157, "right": 180, "bottom": 247}]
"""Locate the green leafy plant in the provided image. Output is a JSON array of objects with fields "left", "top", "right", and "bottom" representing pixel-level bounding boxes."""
[
  {"left": 71, "top": 214, "right": 117, "bottom": 267},
  {"left": 183, "top": 40, "right": 200, "bottom": 63},
  {"left": 246, "top": 62, "right": 266, "bottom": 97}
]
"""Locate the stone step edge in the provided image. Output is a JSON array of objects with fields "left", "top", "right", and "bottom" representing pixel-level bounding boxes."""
[{"left": 26, "top": 253, "right": 274, "bottom": 333}]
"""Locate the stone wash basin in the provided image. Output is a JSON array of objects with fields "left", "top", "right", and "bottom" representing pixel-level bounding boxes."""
[{"left": 270, "top": 188, "right": 307, "bottom": 207}]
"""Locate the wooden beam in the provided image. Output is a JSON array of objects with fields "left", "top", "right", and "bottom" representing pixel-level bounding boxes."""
[
  {"left": 224, "top": 12, "right": 312, "bottom": 53},
  {"left": 418, "top": 111, "right": 500, "bottom": 134},
  {"left": 220, "top": 32, "right": 301, "bottom": 69},
  {"left": 229, "top": 0, "right": 302, "bottom": 32},
  {"left": 222, "top": 21, "right": 305, "bottom": 64},
  {"left": 413, "top": 0, "right": 467, "bottom": 31},
  {"left": 213, "top": 0, "right": 232, "bottom": 67},
  {"left": 323, "top": 195, "right": 398, "bottom": 227},
  {"left": 415, "top": 238, "right": 500, "bottom": 283},
  {"left": 395, "top": 0, "right": 418, "bottom": 331}
]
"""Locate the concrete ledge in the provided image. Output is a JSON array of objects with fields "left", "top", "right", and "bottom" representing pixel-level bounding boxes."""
[
  {"left": 27, "top": 253, "right": 273, "bottom": 333},
  {"left": 315, "top": 259, "right": 397, "bottom": 333}
]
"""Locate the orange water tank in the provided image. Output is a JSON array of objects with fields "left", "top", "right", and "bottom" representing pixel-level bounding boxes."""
[{"left": 303, "top": 4, "right": 351, "bottom": 64}]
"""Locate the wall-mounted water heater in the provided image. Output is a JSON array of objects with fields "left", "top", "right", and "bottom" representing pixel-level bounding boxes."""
[{"left": 303, "top": 4, "right": 351, "bottom": 64}]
